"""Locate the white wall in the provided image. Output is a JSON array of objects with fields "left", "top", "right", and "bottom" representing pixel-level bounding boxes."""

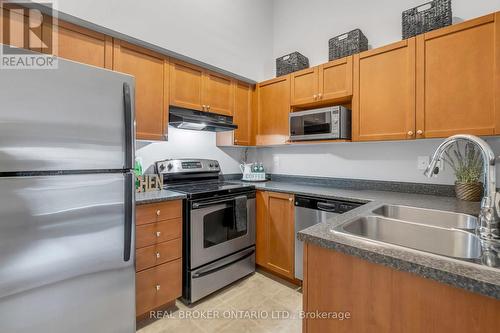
[
  {"left": 55, "top": 0, "right": 274, "bottom": 81},
  {"left": 136, "top": 127, "right": 254, "bottom": 175},
  {"left": 271, "top": 0, "right": 500, "bottom": 79},
  {"left": 256, "top": 138, "right": 500, "bottom": 185}
]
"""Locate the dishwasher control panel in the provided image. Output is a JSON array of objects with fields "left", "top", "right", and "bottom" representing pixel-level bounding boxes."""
[{"left": 295, "top": 195, "right": 362, "bottom": 214}]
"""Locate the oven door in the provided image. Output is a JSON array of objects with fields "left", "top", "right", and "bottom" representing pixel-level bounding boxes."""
[
  {"left": 190, "top": 192, "right": 255, "bottom": 269},
  {"left": 289, "top": 109, "right": 336, "bottom": 141}
]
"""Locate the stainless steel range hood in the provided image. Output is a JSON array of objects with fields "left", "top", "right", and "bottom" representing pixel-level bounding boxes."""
[{"left": 169, "top": 106, "right": 237, "bottom": 132}]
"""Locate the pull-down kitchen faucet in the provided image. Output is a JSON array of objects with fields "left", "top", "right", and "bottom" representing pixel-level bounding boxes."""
[{"left": 424, "top": 134, "right": 500, "bottom": 245}]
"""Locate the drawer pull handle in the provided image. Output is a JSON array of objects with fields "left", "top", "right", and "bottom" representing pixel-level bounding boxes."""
[
  {"left": 156, "top": 231, "right": 161, "bottom": 237},
  {"left": 156, "top": 209, "right": 161, "bottom": 216},
  {"left": 156, "top": 252, "right": 161, "bottom": 259},
  {"left": 155, "top": 284, "right": 161, "bottom": 291}
]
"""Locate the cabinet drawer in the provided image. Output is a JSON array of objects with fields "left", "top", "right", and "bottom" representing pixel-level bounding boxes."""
[
  {"left": 136, "top": 259, "right": 182, "bottom": 316},
  {"left": 136, "top": 200, "right": 182, "bottom": 225},
  {"left": 136, "top": 238, "right": 181, "bottom": 272},
  {"left": 136, "top": 218, "right": 182, "bottom": 249}
]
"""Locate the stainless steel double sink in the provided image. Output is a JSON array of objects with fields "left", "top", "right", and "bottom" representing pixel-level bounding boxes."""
[{"left": 333, "top": 204, "right": 482, "bottom": 259}]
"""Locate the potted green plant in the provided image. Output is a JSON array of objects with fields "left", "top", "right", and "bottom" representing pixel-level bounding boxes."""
[{"left": 442, "top": 142, "right": 483, "bottom": 201}]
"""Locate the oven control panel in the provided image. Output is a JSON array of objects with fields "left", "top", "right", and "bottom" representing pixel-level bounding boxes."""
[{"left": 156, "top": 159, "right": 220, "bottom": 174}]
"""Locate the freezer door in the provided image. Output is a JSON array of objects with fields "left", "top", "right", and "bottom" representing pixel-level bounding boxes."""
[
  {"left": 0, "top": 173, "right": 135, "bottom": 333},
  {"left": 0, "top": 56, "right": 135, "bottom": 172}
]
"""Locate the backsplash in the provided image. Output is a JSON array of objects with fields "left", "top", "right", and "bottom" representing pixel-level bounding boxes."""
[
  {"left": 137, "top": 128, "right": 500, "bottom": 187},
  {"left": 255, "top": 138, "right": 500, "bottom": 186},
  {"left": 135, "top": 127, "right": 255, "bottom": 174}
]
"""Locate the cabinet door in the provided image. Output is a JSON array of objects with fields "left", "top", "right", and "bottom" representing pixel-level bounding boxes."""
[
  {"left": 203, "top": 72, "right": 234, "bottom": 116},
  {"left": 255, "top": 191, "right": 268, "bottom": 267},
  {"left": 233, "top": 82, "right": 253, "bottom": 145},
  {"left": 352, "top": 39, "right": 416, "bottom": 141},
  {"left": 113, "top": 40, "right": 168, "bottom": 141},
  {"left": 265, "top": 192, "right": 295, "bottom": 279},
  {"left": 257, "top": 76, "right": 291, "bottom": 145},
  {"left": 42, "top": 19, "right": 112, "bottom": 69},
  {"left": 169, "top": 60, "right": 204, "bottom": 111},
  {"left": 290, "top": 67, "right": 319, "bottom": 106},
  {"left": 416, "top": 13, "right": 500, "bottom": 138},
  {"left": 1, "top": 5, "right": 41, "bottom": 52},
  {"left": 319, "top": 56, "right": 353, "bottom": 101}
]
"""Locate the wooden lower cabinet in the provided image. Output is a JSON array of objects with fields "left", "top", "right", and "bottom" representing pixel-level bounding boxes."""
[
  {"left": 136, "top": 200, "right": 183, "bottom": 317},
  {"left": 136, "top": 259, "right": 182, "bottom": 317},
  {"left": 256, "top": 191, "right": 295, "bottom": 279},
  {"left": 303, "top": 243, "right": 500, "bottom": 333}
]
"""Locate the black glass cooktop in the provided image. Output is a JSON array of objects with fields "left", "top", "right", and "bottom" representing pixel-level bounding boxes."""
[{"left": 165, "top": 181, "right": 254, "bottom": 199}]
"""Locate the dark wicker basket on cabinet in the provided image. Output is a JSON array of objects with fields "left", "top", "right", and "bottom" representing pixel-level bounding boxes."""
[
  {"left": 276, "top": 52, "right": 309, "bottom": 76},
  {"left": 328, "top": 29, "right": 368, "bottom": 61},
  {"left": 402, "top": 0, "right": 452, "bottom": 39}
]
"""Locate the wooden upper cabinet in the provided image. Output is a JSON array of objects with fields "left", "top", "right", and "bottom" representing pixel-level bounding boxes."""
[
  {"left": 170, "top": 60, "right": 234, "bottom": 115},
  {"left": 319, "top": 56, "right": 353, "bottom": 101},
  {"left": 203, "top": 71, "right": 234, "bottom": 116},
  {"left": 256, "top": 191, "right": 295, "bottom": 279},
  {"left": 291, "top": 67, "right": 319, "bottom": 105},
  {"left": 290, "top": 56, "right": 353, "bottom": 106},
  {"left": 169, "top": 60, "right": 204, "bottom": 111},
  {"left": 113, "top": 40, "right": 168, "bottom": 141},
  {"left": 352, "top": 39, "right": 416, "bottom": 141},
  {"left": 416, "top": 13, "right": 500, "bottom": 138},
  {"left": 257, "top": 76, "right": 291, "bottom": 145},
  {"left": 1, "top": 5, "right": 41, "bottom": 52},
  {"left": 42, "top": 19, "right": 112, "bottom": 69},
  {"left": 233, "top": 82, "right": 253, "bottom": 145}
]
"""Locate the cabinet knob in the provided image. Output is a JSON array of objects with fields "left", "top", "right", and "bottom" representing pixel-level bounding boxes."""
[
  {"left": 156, "top": 209, "right": 161, "bottom": 216},
  {"left": 416, "top": 130, "right": 423, "bottom": 135},
  {"left": 313, "top": 94, "right": 317, "bottom": 100},
  {"left": 318, "top": 93, "right": 323, "bottom": 99},
  {"left": 156, "top": 252, "right": 161, "bottom": 259},
  {"left": 407, "top": 131, "right": 414, "bottom": 136},
  {"left": 156, "top": 231, "right": 161, "bottom": 237},
  {"left": 207, "top": 105, "right": 211, "bottom": 110},
  {"left": 155, "top": 284, "right": 161, "bottom": 291},
  {"left": 289, "top": 197, "right": 293, "bottom": 202},
  {"left": 202, "top": 105, "right": 206, "bottom": 110}
]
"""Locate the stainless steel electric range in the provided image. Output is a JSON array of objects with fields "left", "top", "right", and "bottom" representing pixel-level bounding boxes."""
[{"left": 156, "top": 158, "right": 256, "bottom": 304}]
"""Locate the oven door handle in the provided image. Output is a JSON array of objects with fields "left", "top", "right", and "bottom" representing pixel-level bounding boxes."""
[
  {"left": 192, "top": 248, "right": 255, "bottom": 279},
  {"left": 192, "top": 197, "right": 235, "bottom": 209}
]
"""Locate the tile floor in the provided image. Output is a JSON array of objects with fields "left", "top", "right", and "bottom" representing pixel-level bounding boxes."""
[{"left": 137, "top": 270, "right": 302, "bottom": 333}]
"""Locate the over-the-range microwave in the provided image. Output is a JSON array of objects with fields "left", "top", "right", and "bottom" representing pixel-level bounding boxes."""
[{"left": 289, "top": 106, "right": 351, "bottom": 141}]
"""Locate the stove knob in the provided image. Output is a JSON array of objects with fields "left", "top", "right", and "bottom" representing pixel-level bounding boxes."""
[
  {"left": 209, "top": 163, "right": 214, "bottom": 168},
  {"left": 159, "top": 164, "right": 165, "bottom": 171},
  {"left": 167, "top": 163, "right": 173, "bottom": 171},
  {"left": 215, "top": 162, "right": 219, "bottom": 168}
]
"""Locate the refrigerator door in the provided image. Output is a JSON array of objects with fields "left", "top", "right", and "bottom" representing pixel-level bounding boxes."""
[
  {"left": 0, "top": 173, "right": 135, "bottom": 333},
  {"left": 0, "top": 55, "right": 135, "bottom": 172}
]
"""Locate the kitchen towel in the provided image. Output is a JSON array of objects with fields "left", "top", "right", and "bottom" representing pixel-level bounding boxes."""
[{"left": 234, "top": 195, "right": 247, "bottom": 232}]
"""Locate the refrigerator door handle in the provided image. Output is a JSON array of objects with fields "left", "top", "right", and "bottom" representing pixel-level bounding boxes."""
[
  {"left": 123, "top": 82, "right": 134, "bottom": 170},
  {"left": 123, "top": 172, "right": 134, "bottom": 262}
]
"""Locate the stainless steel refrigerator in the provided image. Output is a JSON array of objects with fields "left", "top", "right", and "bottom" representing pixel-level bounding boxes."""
[{"left": 0, "top": 53, "right": 136, "bottom": 332}]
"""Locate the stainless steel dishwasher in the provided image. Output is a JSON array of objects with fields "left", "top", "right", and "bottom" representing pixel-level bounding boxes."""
[{"left": 294, "top": 195, "right": 362, "bottom": 280}]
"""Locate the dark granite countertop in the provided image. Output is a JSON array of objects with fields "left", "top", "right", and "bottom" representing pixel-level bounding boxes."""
[
  {"left": 232, "top": 180, "right": 500, "bottom": 299},
  {"left": 135, "top": 190, "right": 186, "bottom": 205}
]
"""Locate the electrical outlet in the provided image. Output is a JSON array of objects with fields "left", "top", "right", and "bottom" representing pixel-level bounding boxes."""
[
  {"left": 273, "top": 156, "right": 280, "bottom": 171},
  {"left": 418, "top": 156, "right": 444, "bottom": 173}
]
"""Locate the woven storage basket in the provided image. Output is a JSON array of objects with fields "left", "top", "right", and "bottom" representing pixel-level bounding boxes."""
[
  {"left": 276, "top": 52, "right": 309, "bottom": 77},
  {"left": 328, "top": 29, "right": 368, "bottom": 61},
  {"left": 455, "top": 181, "right": 483, "bottom": 202},
  {"left": 402, "top": 0, "right": 452, "bottom": 39}
]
